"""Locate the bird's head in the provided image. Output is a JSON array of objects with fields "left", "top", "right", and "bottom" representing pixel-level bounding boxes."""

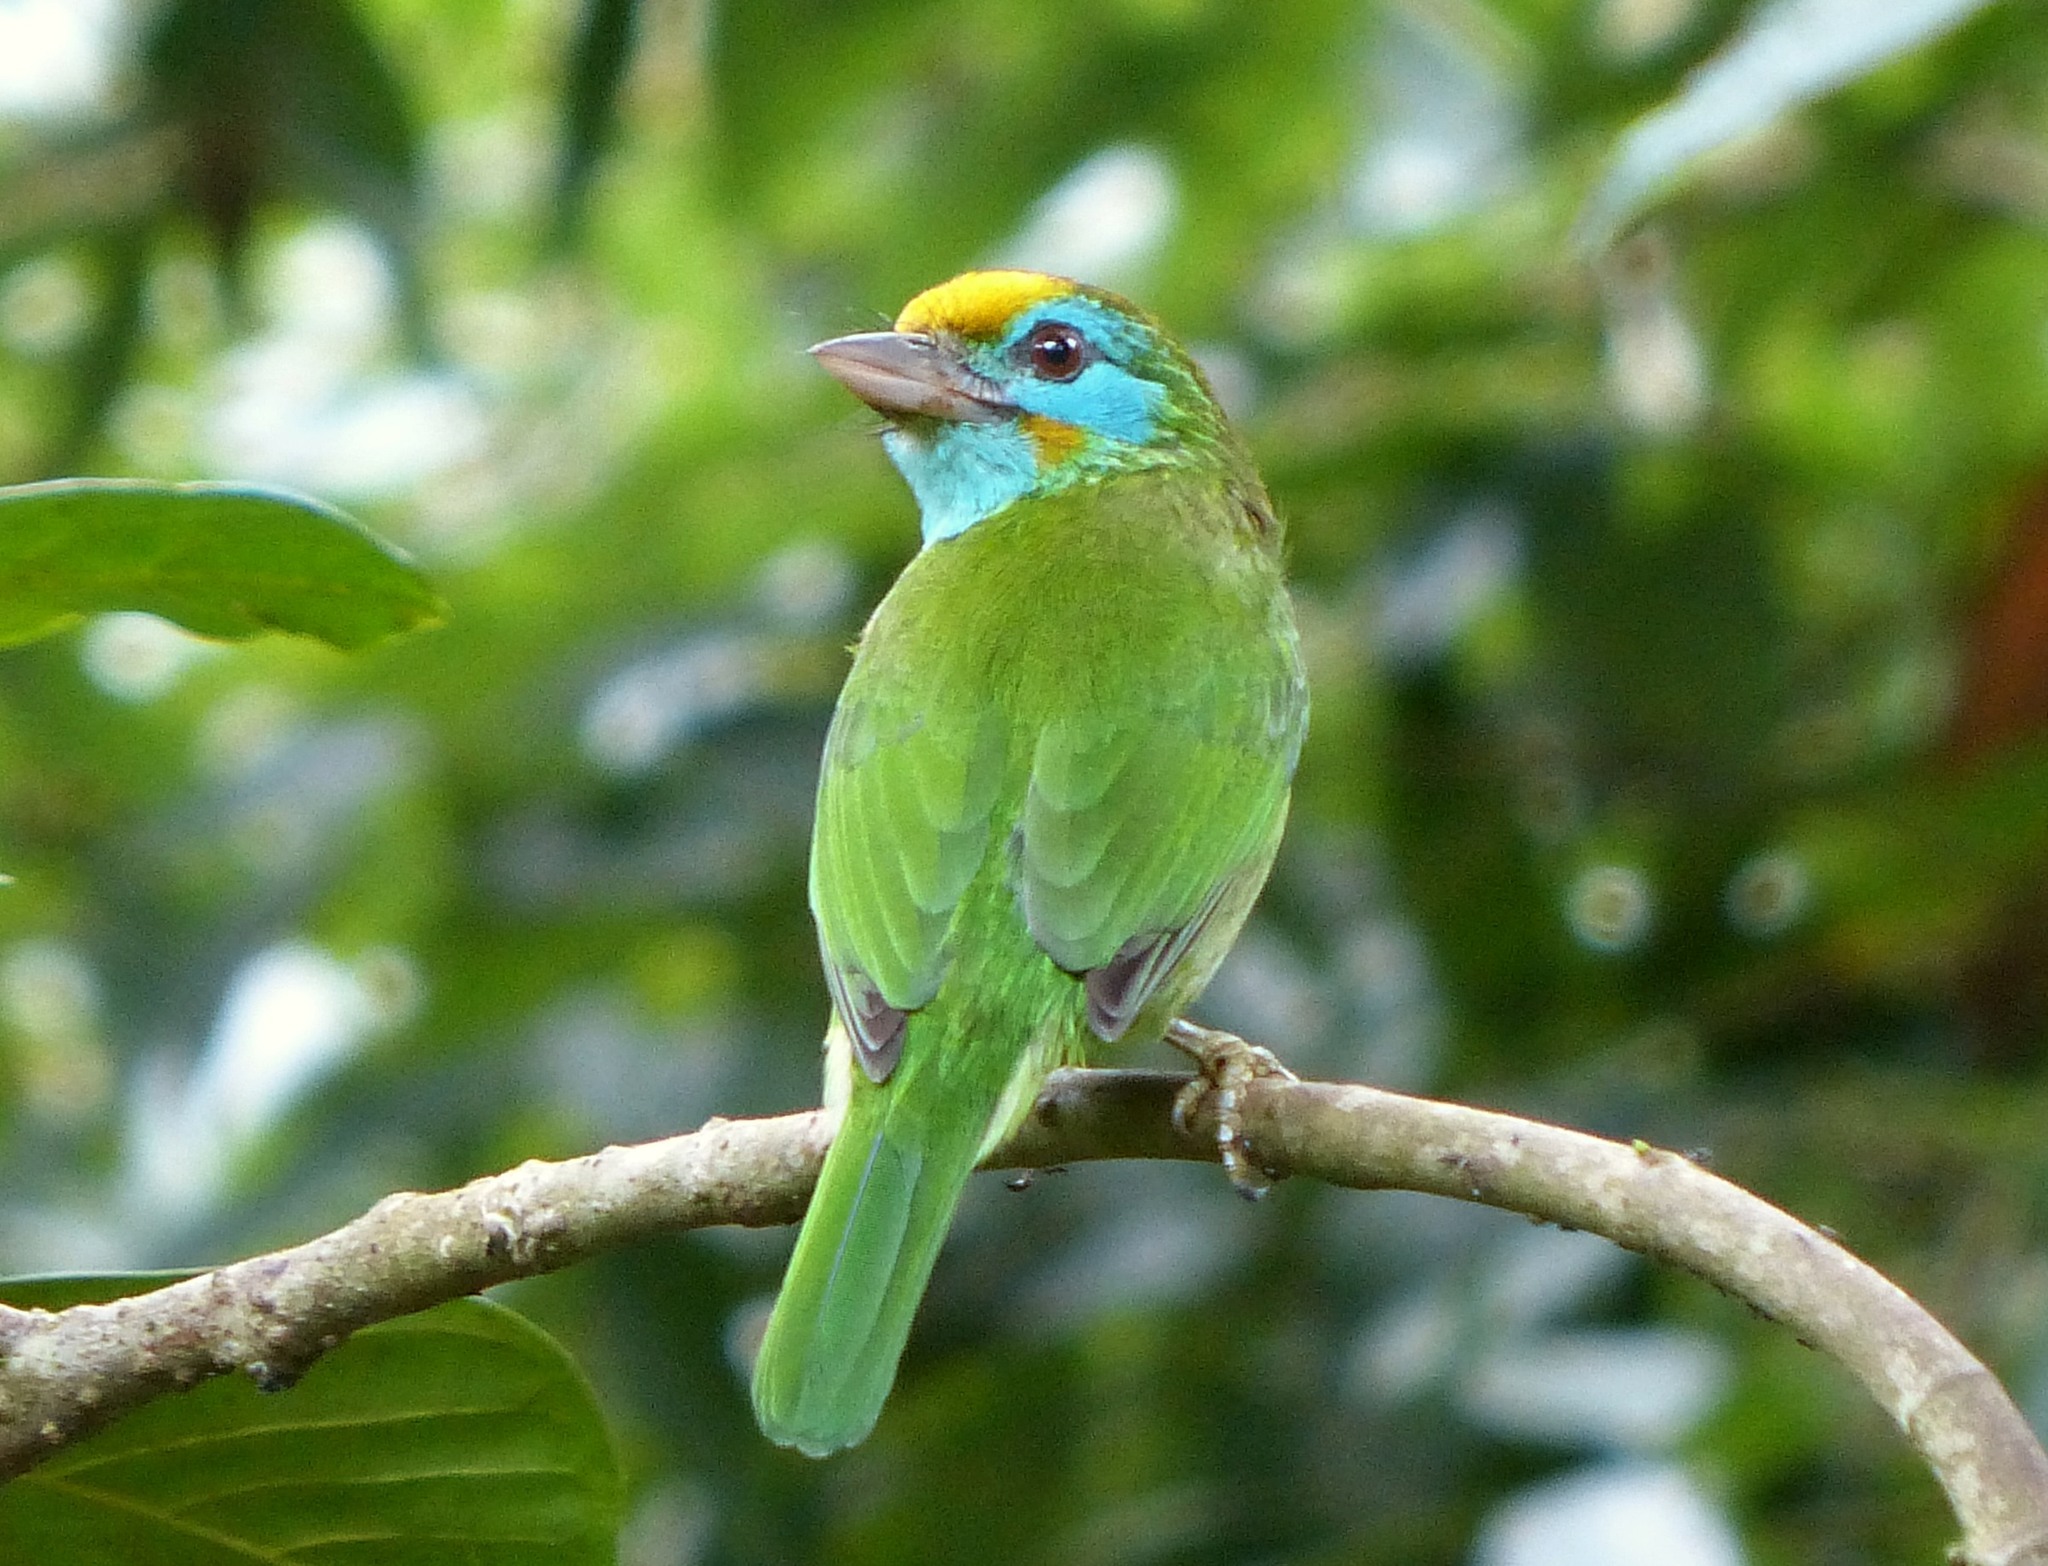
[{"left": 811, "top": 270, "right": 1250, "bottom": 545}]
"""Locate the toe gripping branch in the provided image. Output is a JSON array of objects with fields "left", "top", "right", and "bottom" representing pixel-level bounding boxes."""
[{"left": 1166, "top": 1019, "right": 1298, "bottom": 1200}]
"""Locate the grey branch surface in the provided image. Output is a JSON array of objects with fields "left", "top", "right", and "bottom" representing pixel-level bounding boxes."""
[{"left": 0, "top": 1062, "right": 2044, "bottom": 1563}]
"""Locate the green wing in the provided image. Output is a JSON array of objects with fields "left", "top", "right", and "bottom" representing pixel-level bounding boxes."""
[
  {"left": 1018, "top": 649, "right": 1305, "bottom": 1039},
  {"left": 815, "top": 648, "right": 1303, "bottom": 1061},
  {"left": 809, "top": 684, "right": 1004, "bottom": 1075}
]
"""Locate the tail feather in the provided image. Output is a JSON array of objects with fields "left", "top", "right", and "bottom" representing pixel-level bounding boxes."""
[{"left": 751, "top": 1087, "right": 985, "bottom": 1457}]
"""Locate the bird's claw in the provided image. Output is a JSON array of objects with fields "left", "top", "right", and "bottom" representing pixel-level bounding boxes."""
[{"left": 1167, "top": 1019, "right": 1295, "bottom": 1200}]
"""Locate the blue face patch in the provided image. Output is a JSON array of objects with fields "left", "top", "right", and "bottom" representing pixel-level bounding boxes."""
[
  {"left": 984, "top": 299, "right": 1166, "bottom": 446},
  {"left": 1007, "top": 360, "right": 1163, "bottom": 444},
  {"left": 882, "top": 295, "right": 1175, "bottom": 547}
]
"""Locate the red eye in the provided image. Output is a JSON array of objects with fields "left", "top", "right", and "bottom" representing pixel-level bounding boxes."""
[{"left": 1024, "top": 322, "right": 1086, "bottom": 381}]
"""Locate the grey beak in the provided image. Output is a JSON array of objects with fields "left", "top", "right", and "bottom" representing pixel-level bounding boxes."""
[{"left": 809, "top": 331, "right": 1010, "bottom": 424}]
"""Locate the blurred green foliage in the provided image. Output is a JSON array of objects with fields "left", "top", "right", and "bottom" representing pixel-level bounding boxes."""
[{"left": 0, "top": 0, "right": 2046, "bottom": 1560}]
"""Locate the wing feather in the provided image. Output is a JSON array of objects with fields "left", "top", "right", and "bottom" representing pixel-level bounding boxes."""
[
  {"left": 1021, "top": 648, "right": 1305, "bottom": 1037},
  {"left": 811, "top": 694, "right": 1004, "bottom": 1076}
]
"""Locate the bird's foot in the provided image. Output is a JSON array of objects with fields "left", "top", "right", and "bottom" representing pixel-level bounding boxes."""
[{"left": 1167, "top": 1019, "right": 1295, "bottom": 1200}]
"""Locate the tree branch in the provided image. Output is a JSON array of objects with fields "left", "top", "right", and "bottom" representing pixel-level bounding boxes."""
[{"left": 0, "top": 1061, "right": 2042, "bottom": 1562}]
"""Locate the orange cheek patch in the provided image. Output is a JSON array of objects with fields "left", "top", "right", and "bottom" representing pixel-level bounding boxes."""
[
  {"left": 1021, "top": 414, "right": 1086, "bottom": 467},
  {"left": 896, "top": 270, "right": 1070, "bottom": 341}
]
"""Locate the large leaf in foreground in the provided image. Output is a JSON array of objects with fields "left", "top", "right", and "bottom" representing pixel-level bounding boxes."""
[
  {"left": 0, "top": 1275, "right": 622, "bottom": 1565},
  {"left": 0, "top": 479, "right": 446, "bottom": 650}
]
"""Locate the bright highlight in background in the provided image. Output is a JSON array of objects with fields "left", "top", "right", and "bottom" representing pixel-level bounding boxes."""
[
  {"left": 0, "top": 0, "right": 120, "bottom": 119},
  {"left": 124, "top": 942, "right": 400, "bottom": 1229}
]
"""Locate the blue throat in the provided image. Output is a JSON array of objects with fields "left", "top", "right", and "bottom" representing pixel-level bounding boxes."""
[{"left": 883, "top": 422, "right": 1041, "bottom": 546}]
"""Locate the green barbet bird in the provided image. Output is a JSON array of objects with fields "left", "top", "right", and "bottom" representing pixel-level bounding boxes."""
[{"left": 752, "top": 270, "right": 1307, "bottom": 1456}]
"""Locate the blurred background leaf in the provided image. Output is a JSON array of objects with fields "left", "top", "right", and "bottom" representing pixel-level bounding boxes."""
[
  {"left": 1576, "top": 0, "right": 2009, "bottom": 250},
  {"left": 0, "top": 0, "right": 2042, "bottom": 1561},
  {"left": 551, "top": 0, "right": 642, "bottom": 252}
]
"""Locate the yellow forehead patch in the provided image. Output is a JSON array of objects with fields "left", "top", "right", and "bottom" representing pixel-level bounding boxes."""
[{"left": 895, "top": 270, "right": 1072, "bottom": 340}]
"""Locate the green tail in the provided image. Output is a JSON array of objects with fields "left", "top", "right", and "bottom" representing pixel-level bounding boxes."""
[{"left": 751, "top": 1072, "right": 990, "bottom": 1457}]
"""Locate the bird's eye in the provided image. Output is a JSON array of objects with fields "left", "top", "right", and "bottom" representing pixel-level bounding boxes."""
[{"left": 1023, "top": 322, "right": 1087, "bottom": 382}]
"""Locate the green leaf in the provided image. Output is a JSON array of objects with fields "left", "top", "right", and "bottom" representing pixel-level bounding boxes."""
[
  {"left": 0, "top": 479, "right": 446, "bottom": 651},
  {"left": 0, "top": 1272, "right": 197, "bottom": 1309},
  {"left": 0, "top": 1275, "right": 624, "bottom": 1566},
  {"left": 1575, "top": 0, "right": 2002, "bottom": 251}
]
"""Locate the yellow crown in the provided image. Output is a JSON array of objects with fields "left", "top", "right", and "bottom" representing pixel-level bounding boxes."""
[{"left": 895, "top": 270, "right": 1072, "bottom": 341}]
